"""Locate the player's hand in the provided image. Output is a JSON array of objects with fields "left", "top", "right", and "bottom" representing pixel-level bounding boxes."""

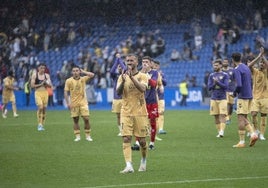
[
  {"left": 67, "top": 103, "right": 73, "bottom": 110},
  {"left": 116, "top": 53, "right": 121, "bottom": 58}
]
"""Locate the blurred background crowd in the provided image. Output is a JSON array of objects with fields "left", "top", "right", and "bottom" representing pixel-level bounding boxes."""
[{"left": 0, "top": 0, "right": 268, "bottom": 105}]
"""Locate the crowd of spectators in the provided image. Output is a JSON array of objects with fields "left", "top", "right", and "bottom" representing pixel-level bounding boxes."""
[{"left": 1, "top": 0, "right": 268, "bottom": 105}]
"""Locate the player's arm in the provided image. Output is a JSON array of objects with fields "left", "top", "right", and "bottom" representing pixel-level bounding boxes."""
[
  {"left": 110, "top": 57, "right": 119, "bottom": 74},
  {"left": 233, "top": 69, "right": 242, "bottom": 94},
  {"left": 157, "top": 73, "right": 164, "bottom": 93},
  {"left": 64, "top": 81, "right": 71, "bottom": 109},
  {"left": 4, "top": 80, "right": 18, "bottom": 90},
  {"left": 207, "top": 74, "right": 215, "bottom": 91},
  {"left": 129, "top": 73, "right": 147, "bottom": 92},
  {"left": 44, "top": 74, "right": 53, "bottom": 88},
  {"left": 248, "top": 47, "right": 264, "bottom": 68},
  {"left": 148, "top": 74, "right": 157, "bottom": 88},
  {"left": 215, "top": 73, "right": 229, "bottom": 90},
  {"left": 80, "top": 69, "right": 95, "bottom": 78},
  {"left": 161, "top": 73, "right": 167, "bottom": 86},
  {"left": 262, "top": 55, "right": 268, "bottom": 68},
  {"left": 116, "top": 74, "right": 125, "bottom": 96},
  {"left": 30, "top": 72, "right": 45, "bottom": 89},
  {"left": 118, "top": 58, "right": 127, "bottom": 72}
]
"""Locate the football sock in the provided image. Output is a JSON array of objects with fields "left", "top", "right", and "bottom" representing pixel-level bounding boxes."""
[
  {"left": 118, "top": 125, "right": 122, "bottom": 132},
  {"left": 260, "top": 117, "right": 266, "bottom": 135},
  {"left": 37, "top": 110, "right": 43, "bottom": 125},
  {"left": 85, "top": 129, "right": 91, "bottom": 137},
  {"left": 123, "top": 142, "right": 132, "bottom": 163},
  {"left": 42, "top": 112, "right": 46, "bottom": 125},
  {"left": 157, "top": 115, "right": 164, "bottom": 131},
  {"left": 150, "top": 119, "right": 156, "bottom": 142},
  {"left": 126, "top": 161, "right": 132, "bottom": 168},
  {"left": 74, "top": 130, "right": 80, "bottom": 138},
  {"left": 238, "top": 130, "right": 246, "bottom": 143},
  {"left": 216, "top": 123, "right": 220, "bottom": 132},
  {"left": 140, "top": 142, "right": 147, "bottom": 159},
  {"left": 220, "top": 123, "right": 226, "bottom": 132},
  {"left": 226, "top": 115, "right": 230, "bottom": 121},
  {"left": 252, "top": 116, "right": 258, "bottom": 131},
  {"left": 245, "top": 124, "right": 254, "bottom": 135},
  {"left": 12, "top": 103, "right": 17, "bottom": 115}
]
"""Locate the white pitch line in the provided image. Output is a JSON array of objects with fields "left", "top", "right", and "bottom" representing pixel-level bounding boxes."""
[{"left": 81, "top": 176, "right": 268, "bottom": 188}]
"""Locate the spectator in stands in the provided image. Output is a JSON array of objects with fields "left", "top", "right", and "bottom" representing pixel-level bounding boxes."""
[
  {"left": 190, "top": 76, "right": 197, "bottom": 87},
  {"left": 253, "top": 10, "right": 263, "bottom": 31},
  {"left": 243, "top": 18, "right": 254, "bottom": 34},
  {"left": 47, "top": 86, "right": 54, "bottom": 106},
  {"left": 24, "top": 77, "right": 31, "bottom": 106},
  {"left": 179, "top": 79, "right": 188, "bottom": 106},
  {"left": 255, "top": 35, "right": 265, "bottom": 51},
  {"left": 43, "top": 32, "right": 50, "bottom": 52},
  {"left": 192, "top": 21, "right": 203, "bottom": 50},
  {"left": 67, "top": 27, "right": 76, "bottom": 44},
  {"left": 181, "top": 46, "right": 192, "bottom": 61},
  {"left": 183, "top": 31, "right": 192, "bottom": 49},
  {"left": 243, "top": 43, "right": 252, "bottom": 58},
  {"left": 228, "top": 24, "right": 241, "bottom": 44},
  {"left": 170, "top": 49, "right": 181, "bottom": 62},
  {"left": 202, "top": 71, "right": 211, "bottom": 102},
  {"left": 156, "top": 36, "right": 165, "bottom": 55}
]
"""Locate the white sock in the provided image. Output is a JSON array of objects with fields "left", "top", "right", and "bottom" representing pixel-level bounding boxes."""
[
  {"left": 126, "top": 161, "right": 132, "bottom": 168},
  {"left": 239, "top": 140, "right": 245, "bottom": 144}
]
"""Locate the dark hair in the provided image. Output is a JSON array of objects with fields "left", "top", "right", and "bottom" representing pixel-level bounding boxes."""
[
  {"left": 38, "top": 63, "right": 46, "bottom": 67},
  {"left": 72, "top": 64, "right": 80, "bottom": 69},
  {"left": 213, "top": 59, "right": 222, "bottom": 64},
  {"left": 8, "top": 70, "right": 14, "bottom": 77},
  {"left": 231, "top": 53, "right": 242, "bottom": 62},
  {"left": 142, "top": 56, "right": 152, "bottom": 61},
  {"left": 153, "top": 60, "right": 160, "bottom": 65}
]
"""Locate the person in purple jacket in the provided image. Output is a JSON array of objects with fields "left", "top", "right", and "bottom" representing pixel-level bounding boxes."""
[
  {"left": 110, "top": 53, "right": 127, "bottom": 136},
  {"left": 208, "top": 59, "right": 229, "bottom": 138},
  {"left": 222, "top": 58, "right": 236, "bottom": 125},
  {"left": 232, "top": 52, "right": 258, "bottom": 148}
]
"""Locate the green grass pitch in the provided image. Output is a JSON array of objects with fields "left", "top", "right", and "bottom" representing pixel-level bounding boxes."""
[{"left": 0, "top": 110, "right": 268, "bottom": 188}]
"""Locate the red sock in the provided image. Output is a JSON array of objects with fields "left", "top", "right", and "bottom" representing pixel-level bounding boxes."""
[{"left": 150, "top": 118, "right": 156, "bottom": 142}]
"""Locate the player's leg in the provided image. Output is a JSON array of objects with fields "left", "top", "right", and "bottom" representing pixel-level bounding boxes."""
[
  {"left": 10, "top": 94, "right": 18, "bottom": 117},
  {"left": 135, "top": 116, "right": 149, "bottom": 172},
  {"left": 218, "top": 100, "right": 227, "bottom": 137},
  {"left": 1, "top": 102, "right": 7, "bottom": 118},
  {"left": 259, "top": 114, "right": 267, "bottom": 140},
  {"left": 73, "top": 116, "right": 81, "bottom": 141},
  {"left": 83, "top": 115, "right": 92, "bottom": 141},
  {"left": 81, "top": 105, "right": 92, "bottom": 141},
  {"left": 120, "top": 116, "right": 134, "bottom": 173},
  {"left": 116, "top": 113, "right": 122, "bottom": 136},
  {"left": 158, "top": 99, "right": 166, "bottom": 134},
  {"left": 251, "top": 111, "right": 259, "bottom": 134}
]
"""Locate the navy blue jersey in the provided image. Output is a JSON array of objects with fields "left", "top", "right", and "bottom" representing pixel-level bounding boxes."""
[
  {"left": 234, "top": 63, "right": 252, "bottom": 99},
  {"left": 145, "top": 69, "right": 158, "bottom": 104},
  {"left": 208, "top": 71, "right": 229, "bottom": 100},
  {"left": 222, "top": 67, "right": 236, "bottom": 92}
]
